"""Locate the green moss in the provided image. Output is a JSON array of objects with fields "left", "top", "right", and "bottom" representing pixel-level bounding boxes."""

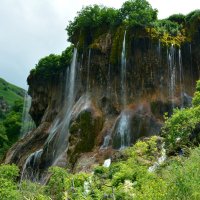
[
  {"left": 68, "top": 109, "right": 103, "bottom": 166},
  {"left": 146, "top": 27, "right": 187, "bottom": 47},
  {"left": 110, "top": 25, "right": 125, "bottom": 65}
]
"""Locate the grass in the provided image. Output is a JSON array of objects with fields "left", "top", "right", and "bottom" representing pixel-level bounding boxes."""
[{"left": 0, "top": 78, "right": 24, "bottom": 106}]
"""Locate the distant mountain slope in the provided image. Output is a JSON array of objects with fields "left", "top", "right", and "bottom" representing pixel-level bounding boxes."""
[{"left": 0, "top": 77, "right": 25, "bottom": 106}]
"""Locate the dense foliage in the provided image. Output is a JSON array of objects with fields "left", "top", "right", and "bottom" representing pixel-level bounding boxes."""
[
  {"left": 1, "top": 142, "right": 200, "bottom": 199},
  {"left": 120, "top": 0, "right": 157, "bottom": 26},
  {"left": 0, "top": 78, "right": 24, "bottom": 160},
  {"left": 29, "top": 1, "right": 200, "bottom": 77},
  {"left": 0, "top": 100, "right": 23, "bottom": 160},
  {"left": 30, "top": 45, "right": 73, "bottom": 78},
  {"left": 67, "top": 0, "right": 157, "bottom": 44},
  {"left": 162, "top": 80, "right": 200, "bottom": 154},
  {"left": 67, "top": 5, "right": 121, "bottom": 44}
]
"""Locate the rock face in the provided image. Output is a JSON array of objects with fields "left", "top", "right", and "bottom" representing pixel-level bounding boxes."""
[{"left": 4, "top": 27, "right": 200, "bottom": 179}]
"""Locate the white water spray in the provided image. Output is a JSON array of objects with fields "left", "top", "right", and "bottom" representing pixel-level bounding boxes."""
[{"left": 20, "top": 92, "right": 35, "bottom": 137}]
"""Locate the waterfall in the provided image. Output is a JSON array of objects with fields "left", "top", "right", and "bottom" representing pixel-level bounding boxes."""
[
  {"left": 158, "top": 39, "right": 164, "bottom": 99},
  {"left": 20, "top": 92, "right": 35, "bottom": 137},
  {"left": 114, "top": 112, "right": 131, "bottom": 150},
  {"left": 148, "top": 143, "right": 166, "bottom": 172},
  {"left": 121, "top": 31, "right": 127, "bottom": 107},
  {"left": 53, "top": 48, "right": 78, "bottom": 162},
  {"left": 178, "top": 48, "right": 184, "bottom": 108},
  {"left": 21, "top": 48, "right": 78, "bottom": 181},
  {"left": 100, "top": 134, "right": 111, "bottom": 149},
  {"left": 21, "top": 149, "right": 43, "bottom": 182},
  {"left": 168, "top": 45, "right": 176, "bottom": 109},
  {"left": 117, "top": 114, "right": 130, "bottom": 149}
]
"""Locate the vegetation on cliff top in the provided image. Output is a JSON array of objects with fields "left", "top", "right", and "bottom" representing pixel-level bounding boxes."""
[
  {"left": 29, "top": 1, "right": 200, "bottom": 77},
  {"left": 30, "top": 46, "right": 73, "bottom": 79},
  {"left": 67, "top": 0, "right": 199, "bottom": 47}
]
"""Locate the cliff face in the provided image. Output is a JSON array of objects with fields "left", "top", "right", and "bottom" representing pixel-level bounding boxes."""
[{"left": 4, "top": 25, "right": 200, "bottom": 180}]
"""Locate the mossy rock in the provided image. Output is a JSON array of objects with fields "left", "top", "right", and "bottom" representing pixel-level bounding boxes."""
[{"left": 68, "top": 106, "right": 103, "bottom": 167}]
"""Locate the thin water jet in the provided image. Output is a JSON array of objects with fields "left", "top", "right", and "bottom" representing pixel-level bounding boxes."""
[{"left": 20, "top": 92, "right": 35, "bottom": 138}]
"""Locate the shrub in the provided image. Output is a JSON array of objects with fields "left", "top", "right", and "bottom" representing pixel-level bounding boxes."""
[
  {"left": 46, "top": 166, "right": 69, "bottom": 200},
  {"left": 20, "top": 180, "right": 50, "bottom": 200},
  {"left": 163, "top": 147, "right": 200, "bottom": 200},
  {"left": 0, "top": 164, "right": 21, "bottom": 200},
  {"left": 162, "top": 80, "right": 200, "bottom": 154}
]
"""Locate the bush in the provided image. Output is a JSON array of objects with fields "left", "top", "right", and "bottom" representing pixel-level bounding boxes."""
[
  {"left": 163, "top": 147, "right": 200, "bottom": 200},
  {"left": 162, "top": 80, "right": 200, "bottom": 154},
  {"left": 20, "top": 180, "right": 50, "bottom": 200},
  {"left": 46, "top": 166, "right": 69, "bottom": 200},
  {"left": 0, "top": 164, "right": 21, "bottom": 200}
]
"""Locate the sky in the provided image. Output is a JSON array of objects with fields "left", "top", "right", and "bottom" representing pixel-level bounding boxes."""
[{"left": 0, "top": 0, "right": 200, "bottom": 89}]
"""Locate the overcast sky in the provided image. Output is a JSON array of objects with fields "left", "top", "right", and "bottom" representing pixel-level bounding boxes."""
[{"left": 0, "top": 0, "right": 199, "bottom": 89}]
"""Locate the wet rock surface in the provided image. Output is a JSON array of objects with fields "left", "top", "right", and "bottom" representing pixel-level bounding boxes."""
[{"left": 3, "top": 28, "right": 200, "bottom": 178}]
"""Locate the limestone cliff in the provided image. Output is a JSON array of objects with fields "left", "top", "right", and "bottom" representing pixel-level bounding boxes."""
[{"left": 4, "top": 20, "right": 200, "bottom": 180}]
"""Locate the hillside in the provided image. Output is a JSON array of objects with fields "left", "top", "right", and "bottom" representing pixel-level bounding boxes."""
[{"left": 0, "top": 77, "right": 24, "bottom": 107}]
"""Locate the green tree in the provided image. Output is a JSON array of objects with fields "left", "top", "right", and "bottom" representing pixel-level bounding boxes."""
[
  {"left": 12, "top": 100, "right": 23, "bottom": 113},
  {"left": 66, "top": 5, "right": 120, "bottom": 44},
  {"left": 0, "top": 122, "right": 8, "bottom": 159},
  {"left": 32, "top": 54, "right": 61, "bottom": 78},
  {"left": 120, "top": 0, "right": 158, "bottom": 26},
  {"left": 167, "top": 14, "right": 186, "bottom": 24},
  {"left": 3, "top": 111, "right": 21, "bottom": 143},
  {"left": 59, "top": 45, "right": 74, "bottom": 69}
]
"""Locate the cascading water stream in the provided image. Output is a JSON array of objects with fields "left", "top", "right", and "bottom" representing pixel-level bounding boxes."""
[
  {"left": 21, "top": 48, "right": 78, "bottom": 181},
  {"left": 117, "top": 114, "right": 131, "bottom": 149},
  {"left": 20, "top": 92, "right": 35, "bottom": 138},
  {"left": 53, "top": 48, "right": 78, "bottom": 163},
  {"left": 21, "top": 149, "right": 43, "bottom": 182},
  {"left": 178, "top": 48, "right": 184, "bottom": 108},
  {"left": 100, "top": 134, "right": 111, "bottom": 149},
  {"left": 118, "top": 31, "right": 131, "bottom": 149},
  {"left": 121, "top": 30, "right": 127, "bottom": 107},
  {"left": 115, "top": 112, "right": 131, "bottom": 150},
  {"left": 168, "top": 45, "right": 176, "bottom": 109},
  {"left": 112, "top": 31, "right": 131, "bottom": 150},
  {"left": 157, "top": 39, "right": 164, "bottom": 99}
]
